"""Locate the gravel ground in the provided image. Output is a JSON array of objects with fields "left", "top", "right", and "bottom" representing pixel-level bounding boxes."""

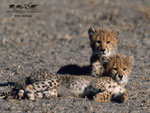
[{"left": 0, "top": 0, "right": 150, "bottom": 112}]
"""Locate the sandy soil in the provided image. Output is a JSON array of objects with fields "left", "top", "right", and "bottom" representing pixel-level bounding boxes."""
[{"left": 0, "top": 0, "right": 150, "bottom": 112}]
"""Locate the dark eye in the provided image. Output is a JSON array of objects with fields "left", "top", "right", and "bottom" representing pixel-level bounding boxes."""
[
  {"left": 107, "top": 41, "right": 110, "bottom": 44},
  {"left": 123, "top": 68, "right": 127, "bottom": 71},
  {"left": 96, "top": 41, "right": 101, "bottom": 44},
  {"left": 113, "top": 68, "right": 117, "bottom": 71}
]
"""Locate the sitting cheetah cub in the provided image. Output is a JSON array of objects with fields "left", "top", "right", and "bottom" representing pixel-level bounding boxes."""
[
  {"left": 17, "top": 54, "right": 133, "bottom": 103},
  {"left": 88, "top": 28, "right": 119, "bottom": 77}
]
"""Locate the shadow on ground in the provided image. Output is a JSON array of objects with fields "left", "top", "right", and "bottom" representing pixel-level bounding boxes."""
[{"left": 57, "top": 64, "right": 91, "bottom": 75}]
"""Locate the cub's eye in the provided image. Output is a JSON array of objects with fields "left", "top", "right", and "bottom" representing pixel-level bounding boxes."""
[
  {"left": 96, "top": 41, "right": 101, "bottom": 44},
  {"left": 107, "top": 41, "right": 110, "bottom": 44},
  {"left": 123, "top": 68, "right": 127, "bottom": 71},
  {"left": 113, "top": 68, "right": 117, "bottom": 71}
]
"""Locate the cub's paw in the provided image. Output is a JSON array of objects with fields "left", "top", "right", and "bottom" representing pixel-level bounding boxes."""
[
  {"left": 123, "top": 92, "right": 128, "bottom": 103},
  {"left": 18, "top": 90, "right": 25, "bottom": 99},
  {"left": 111, "top": 92, "right": 128, "bottom": 103},
  {"left": 91, "top": 61, "right": 104, "bottom": 78},
  {"left": 94, "top": 91, "right": 111, "bottom": 103},
  {"left": 43, "top": 89, "right": 58, "bottom": 98}
]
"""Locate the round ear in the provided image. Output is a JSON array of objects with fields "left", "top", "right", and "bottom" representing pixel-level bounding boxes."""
[
  {"left": 128, "top": 56, "right": 134, "bottom": 66},
  {"left": 88, "top": 27, "right": 96, "bottom": 40},
  {"left": 112, "top": 29, "right": 120, "bottom": 38}
]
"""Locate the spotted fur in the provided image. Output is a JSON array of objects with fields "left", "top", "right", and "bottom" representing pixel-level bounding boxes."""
[
  {"left": 21, "top": 75, "right": 126, "bottom": 103},
  {"left": 12, "top": 55, "right": 133, "bottom": 103},
  {"left": 104, "top": 54, "right": 134, "bottom": 86},
  {"left": 89, "top": 28, "right": 119, "bottom": 77}
]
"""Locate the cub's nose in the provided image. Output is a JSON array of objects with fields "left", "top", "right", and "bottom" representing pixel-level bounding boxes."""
[
  {"left": 101, "top": 49, "right": 106, "bottom": 53},
  {"left": 118, "top": 75, "right": 123, "bottom": 79}
]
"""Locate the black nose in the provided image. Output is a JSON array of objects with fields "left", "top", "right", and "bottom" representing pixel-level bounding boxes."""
[
  {"left": 118, "top": 75, "right": 123, "bottom": 79},
  {"left": 101, "top": 49, "right": 105, "bottom": 52}
]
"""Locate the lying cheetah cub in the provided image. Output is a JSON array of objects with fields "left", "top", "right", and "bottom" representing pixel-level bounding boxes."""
[
  {"left": 104, "top": 54, "right": 134, "bottom": 86},
  {"left": 89, "top": 28, "right": 119, "bottom": 77},
  {"left": 94, "top": 54, "right": 134, "bottom": 102},
  {"left": 17, "top": 54, "right": 133, "bottom": 103}
]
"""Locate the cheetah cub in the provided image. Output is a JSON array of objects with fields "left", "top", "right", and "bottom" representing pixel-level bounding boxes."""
[
  {"left": 94, "top": 54, "right": 134, "bottom": 102},
  {"left": 17, "top": 54, "right": 133, "bottom": 103},
  {"left": 88, "top": 28, "right": 119, "bottom": 77},
  {"left": 104, "top": 54, "right": 134, "bottom": 86}
]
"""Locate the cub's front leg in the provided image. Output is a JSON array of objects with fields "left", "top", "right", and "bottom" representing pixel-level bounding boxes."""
[
  {"left": 94, "top": 91, "right": 128, "bottom": 103},
  {"left": 91, "top": 60, "right": 104, "bottom": 78},
  {"left": 90, "top": 55, "right": 105, "bottom": 77},
  {"left": 94, "top": 91, "right": 111, "bottom": 102}
]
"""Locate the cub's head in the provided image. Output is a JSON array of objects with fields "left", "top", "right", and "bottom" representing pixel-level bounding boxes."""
[
  {"left": 88, "top": 28, "right": 119, "bottom": 57},
  {"left": 105, "top": 54, "right": 134, "bottom": 86}
]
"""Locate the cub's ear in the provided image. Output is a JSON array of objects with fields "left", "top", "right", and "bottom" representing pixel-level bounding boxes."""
[
  {"left": 112, "top": 29, "right": 120, "bottom": 38},
  {"left": 88, "top": 27, "right": 96, "bottom": 40},
  {"left": 128, "top": 56, "right": 134, "bottom": 66}
]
